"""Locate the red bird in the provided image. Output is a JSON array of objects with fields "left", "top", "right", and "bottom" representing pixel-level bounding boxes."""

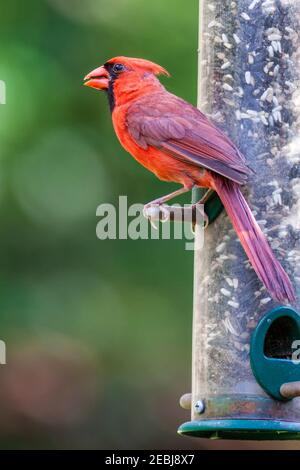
[{"left": 84, "top": 56, "right": 295, "bottom": 303}]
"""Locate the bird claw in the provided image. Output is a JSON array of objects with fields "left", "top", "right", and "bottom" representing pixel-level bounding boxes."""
[
  {"left": 203, "top": 212, "right": 209, "bottom": 229},
  {"left": 143, "top": 203, "right": 169, "bottom": 229},
  {"left": 159, "top": 205, "right": 170, "bottom": 223},
  {"left": 143, "top": 204, "right": 158, "bottom": 229},
  {"left": 191, "top": 204, "right": 209, "bottom": 234}
]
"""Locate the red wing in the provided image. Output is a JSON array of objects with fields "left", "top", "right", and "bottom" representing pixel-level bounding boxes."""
[{"left": 126, "top": 92, "right": 251, "bottom": 184}]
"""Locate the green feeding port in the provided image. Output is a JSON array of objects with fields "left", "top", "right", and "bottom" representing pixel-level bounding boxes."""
[
  {"left": 264, "top": 315, "right": 299, "bottom": 361},
  {"left": 250, "top": 307, "right": 300, "bottom": 401}
]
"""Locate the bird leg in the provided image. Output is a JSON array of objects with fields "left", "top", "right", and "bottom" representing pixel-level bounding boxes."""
[
  {"left": 196, "top": 189, "right": 214, "bottom": 205},
  {"left": 143, "top": 186, "right": 191, "bottom": 229}
]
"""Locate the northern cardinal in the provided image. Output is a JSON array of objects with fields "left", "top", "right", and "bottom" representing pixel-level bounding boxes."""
[{"left": 84, "top": 56, "right": 295, "bottom": 303}]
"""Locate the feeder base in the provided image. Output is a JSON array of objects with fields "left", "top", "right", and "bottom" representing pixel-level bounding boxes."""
[{"left": 178, "top": 419, "right": 300, "bottom": 440}]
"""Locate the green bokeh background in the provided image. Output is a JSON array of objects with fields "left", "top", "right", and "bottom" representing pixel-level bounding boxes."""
[
  {"left": 0, "top": 0, "right": 197, "bottom": 450},
  {"left": 0, "top": 0, "right": 297, "bottom": 450}
]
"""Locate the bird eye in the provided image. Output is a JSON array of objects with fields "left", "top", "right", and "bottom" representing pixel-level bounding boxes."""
[{"left": 112, "top": 63, "right": 125, "bottom": 73}]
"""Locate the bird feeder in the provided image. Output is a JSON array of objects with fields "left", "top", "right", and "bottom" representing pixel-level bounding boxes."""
[{"left": 179, "top": 0, "right": 300, "bottom": 439}]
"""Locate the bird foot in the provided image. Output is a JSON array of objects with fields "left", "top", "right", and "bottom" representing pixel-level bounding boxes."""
[
  {"left": 143, "top": 202, "right": 208, "bottom": 232},
  {"left": 143, "top": 204, "right": 170, "bottom": 229}
]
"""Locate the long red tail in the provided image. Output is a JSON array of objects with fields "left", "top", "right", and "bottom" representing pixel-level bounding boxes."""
[{"left": 212, "top": 177, "right": 295, "bottom": 303}]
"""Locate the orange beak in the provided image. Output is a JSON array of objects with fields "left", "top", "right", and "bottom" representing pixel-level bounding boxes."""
[{"left": 84, "top": 65, "right": 109, "bottom": 90}]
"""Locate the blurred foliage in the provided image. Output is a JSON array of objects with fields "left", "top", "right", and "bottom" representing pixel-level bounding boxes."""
[{"left": 0, "top": 0, "right": 198, "bottom": 449}]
